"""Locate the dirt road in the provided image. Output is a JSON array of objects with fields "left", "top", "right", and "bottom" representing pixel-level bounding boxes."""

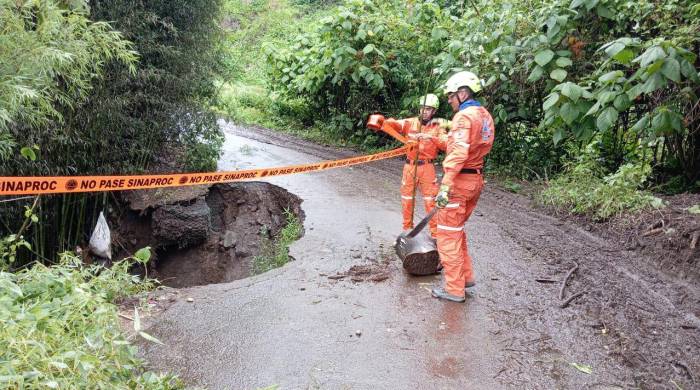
[{"left": 139, "top": 122, "right": 699, "bottom": 389}]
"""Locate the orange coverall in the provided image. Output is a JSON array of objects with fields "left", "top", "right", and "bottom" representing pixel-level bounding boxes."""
[
  {"left": 381, "top": 117, "right": 449, "bottom": 236},
  {"left": 436, "top": 105, "right": 495, "bottom": 297}
]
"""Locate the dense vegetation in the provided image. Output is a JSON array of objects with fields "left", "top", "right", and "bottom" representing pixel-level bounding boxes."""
[
  {"left": 1, "top": 1, "right": 229, "bottom": 386},
  {"left": 1, "top": 0, "right": 226, "bottom": 262},
  {"left": 221, "top": 0, "right": 699, "bottom": 219},
  {"left": 0, "top": 249, "right": 184, "bottom": 388}
]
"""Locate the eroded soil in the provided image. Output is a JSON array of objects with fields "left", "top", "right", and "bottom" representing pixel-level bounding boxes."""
[{"left": 114, "top": 182, "right": 304, "bottom": 287}]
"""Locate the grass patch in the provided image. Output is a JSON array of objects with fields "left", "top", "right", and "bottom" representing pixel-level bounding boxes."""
[
  {"left": 0, "top": 250, "right": 183, "bottom": 389},
  {"left": 502, "top": 179, "right": 524, "bottom": 194},
  {"left": 253, "top": 209, "right": 303, "bottom": 275},
  {"left": 538, "top": 161, "right": 664, "bottom": 221}
]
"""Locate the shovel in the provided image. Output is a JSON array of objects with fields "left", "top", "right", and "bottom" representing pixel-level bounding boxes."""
[{"left": 395, "top": 208, "right": 440, "bottom": 275}]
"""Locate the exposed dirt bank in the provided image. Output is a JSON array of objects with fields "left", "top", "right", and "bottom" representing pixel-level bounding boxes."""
[{"left": 113, "top": 182, "right": 304, "bottom": 287}]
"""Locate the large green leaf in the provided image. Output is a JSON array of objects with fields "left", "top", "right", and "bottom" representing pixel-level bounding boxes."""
[
  {"left": 535, "top": 50, "right": 555, "bottom": 66},
  {"left": 661, "top": 57, "right": 681, "bottom": 82},
  {"left": 134, "top": 247, "right": 151, "bottom": 264},
  {"left": 680, "top": 58, "right": 700, "bottom": 82},
  {"left": 595, "top": 5, "right": 615, "bottom": 19},
  {"left": 584, "top": 0, "right": 599, "bottom": 11},
  {"left": 613, "top": 49, "right": 635, "bottom": 64},
  {"left": 604, "top": 41, "right": 625, "bottom": 58},
  {"left": 560, "top": 102, "right": 579, "bottom": 124},
  {"left": 651, "top": 110, "right": 671, "bottom": 135},
  {"left": 573, "top": 118, "right": 595, "bottom": 140},
  {"left": 543, "top": 92, "right": 560, "bottom": 110},
  {"left": 630, "top": 114, "right": 650, "bottom": 133},
  {"left": 598, "top": 90, "right": 617, "bottom": 104},
  {"left": 596, "top": 107, "right": 618, "bottom": 131},
  {"left": 556, "top": 57, "right": 573, "bottom": 67},
  {"left": 561, "top": 82, "right": 582, "bottom": 103},
  {"left": 599, "top": 70, "right": 622, "bottom": 83},
  {"left": 634, "top": 46, "right": 666, "bottom": 67},
  {"left": 642, "top": 73, "right": 667, "bottom": 93},
  {"left": 613, "top": 94, "right": 631, "bottom": 111},
  {"left": 627, "top": 84, "right": 644, "bottom": 100},
  {"left": 553, "top": 128, "right": 566, "bottom": 145},
  {"left": 646, "top": 59, "right": 664, "bottom": 75},
  {"left": 20, "top": 147, "right": 36, "bottom": 161},
  {"left": 585, "top": 101, "right": 601, "bottom": 116},
  {"left": 550, "top": 68, "right": 567, "bottom": 82},
  {"left": 528, "top": 65, "right": 544, "bottom": 82}
]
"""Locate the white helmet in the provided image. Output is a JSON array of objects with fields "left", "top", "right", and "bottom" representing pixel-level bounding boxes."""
[
  {"left": 419, "top": 94, "right": 439, "bottom": 109},
  {"left": 442, "top": 71, "right": 483, "bottom": 95}
]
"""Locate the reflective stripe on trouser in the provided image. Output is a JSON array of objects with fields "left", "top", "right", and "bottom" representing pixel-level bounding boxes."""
[
  {"left": 435, "top": 175, "right": 484, "bottom": 297},
  {"left": 400, "top": 163, "right": 439, "bottom": 234}
]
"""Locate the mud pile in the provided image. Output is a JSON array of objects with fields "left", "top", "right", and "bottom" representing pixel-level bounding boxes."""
[{"left": 115, "top": 182, "right": 304, "bottom": 287}]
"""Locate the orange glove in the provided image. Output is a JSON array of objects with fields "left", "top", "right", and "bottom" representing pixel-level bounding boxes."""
[{"left": 366, "top": 114, "right": 385, "bottom": 130}]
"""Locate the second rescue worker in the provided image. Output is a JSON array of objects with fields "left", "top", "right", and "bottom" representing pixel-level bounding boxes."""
[
  {"left": 431, "top": 71, "right": 495, "bottom": 303},
  {"left": 367, "top": 94, "right": 450, "bottom": 237}
]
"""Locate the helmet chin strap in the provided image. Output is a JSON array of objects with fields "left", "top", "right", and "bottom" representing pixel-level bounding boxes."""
[{"left": 457, "top": 89, "right": 468, "bottom": 105}]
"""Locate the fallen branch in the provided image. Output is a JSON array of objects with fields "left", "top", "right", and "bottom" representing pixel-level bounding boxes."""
[
  {"left": 560, "top": 290, "right": 587, "bottom": 308},
  {"left": 559, "top": 261, "right": 579, "bottom": 300},
  {"left": 118, "top": 313, "right": 134, "bottom": 321},
  {"left": 690, "top": 231, "right": 699, "bottom": 249},
  {"left": 642, "top": 227, "right": 664, "bottom": 237},
  {"left": 535, "top": 278, "right": 558, "bottom": 283}
]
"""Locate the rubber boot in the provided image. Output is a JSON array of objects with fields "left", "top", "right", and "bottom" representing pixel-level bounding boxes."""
[{"left": 431, "top": 287, "right": 466, "bottom": 303}]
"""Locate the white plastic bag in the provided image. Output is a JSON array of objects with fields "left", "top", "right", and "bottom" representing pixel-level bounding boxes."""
[{"left": 89, "top": 211, "right": 112, "bottom": 260}]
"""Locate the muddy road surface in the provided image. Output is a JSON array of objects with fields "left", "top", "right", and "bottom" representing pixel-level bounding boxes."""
[{"left": 139, "top": 121, "right": 699, "bottom": 389}]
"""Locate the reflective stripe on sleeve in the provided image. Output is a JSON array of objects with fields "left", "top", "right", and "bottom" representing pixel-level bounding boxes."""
[
  {"left": 444, "top": 203, "right": 460, "bottom": 208},
  {"left": 437, "top": 224, "right": 464, "bottom": 231},
  {"left": 455, "top": 142, "right": 470, "bottom": 148}
]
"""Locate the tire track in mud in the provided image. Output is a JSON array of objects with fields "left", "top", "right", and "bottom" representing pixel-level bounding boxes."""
[{"left": 481, "top": 189, "right": 699, "bottom": 389}]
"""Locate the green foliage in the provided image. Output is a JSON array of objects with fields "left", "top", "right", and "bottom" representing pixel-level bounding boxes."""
[
  {"left": 78, "top": 0, "right": 227, "bottom": 174},
  {"left": 1, "top": 0, "right": 227, "bottom": 263},
  {"left": 539, "top": 145, "right": 664, "bottom": 220},
  {"left": 223, "top": 0, "right": 308, "bottom": 83},
  {"left": 0, "top": 251, "right": 184, "bottom": 389},
  {"left": 254, "top": 0, "right": 699, "bottom": 191},
  {"left": 0, "top": 0, "right": 137, "bottom": 134},
  {"left": 0, "top": 234, "right": 31, "bottom": 272},
  {"left": 502, "top": 180, "right": 524, "bottom": 194},
  {"left": 266, "top": 0, "right": 456, "bottom": 143},
  {"left": 253, "top": 209, "right": 303, "bottom": 275}
]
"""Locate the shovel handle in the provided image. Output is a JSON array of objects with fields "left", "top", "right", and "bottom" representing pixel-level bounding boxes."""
[{"left": 406, "top": 207, "right": 438, "bottom": 238}]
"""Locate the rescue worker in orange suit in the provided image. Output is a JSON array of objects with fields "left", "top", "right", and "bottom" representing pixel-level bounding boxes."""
[
  {"left": 431, "top": 71, "right": 495, "bottom": 303},
  {"left": 366, "top": 94, "right": 450, "bottom": 238}
]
